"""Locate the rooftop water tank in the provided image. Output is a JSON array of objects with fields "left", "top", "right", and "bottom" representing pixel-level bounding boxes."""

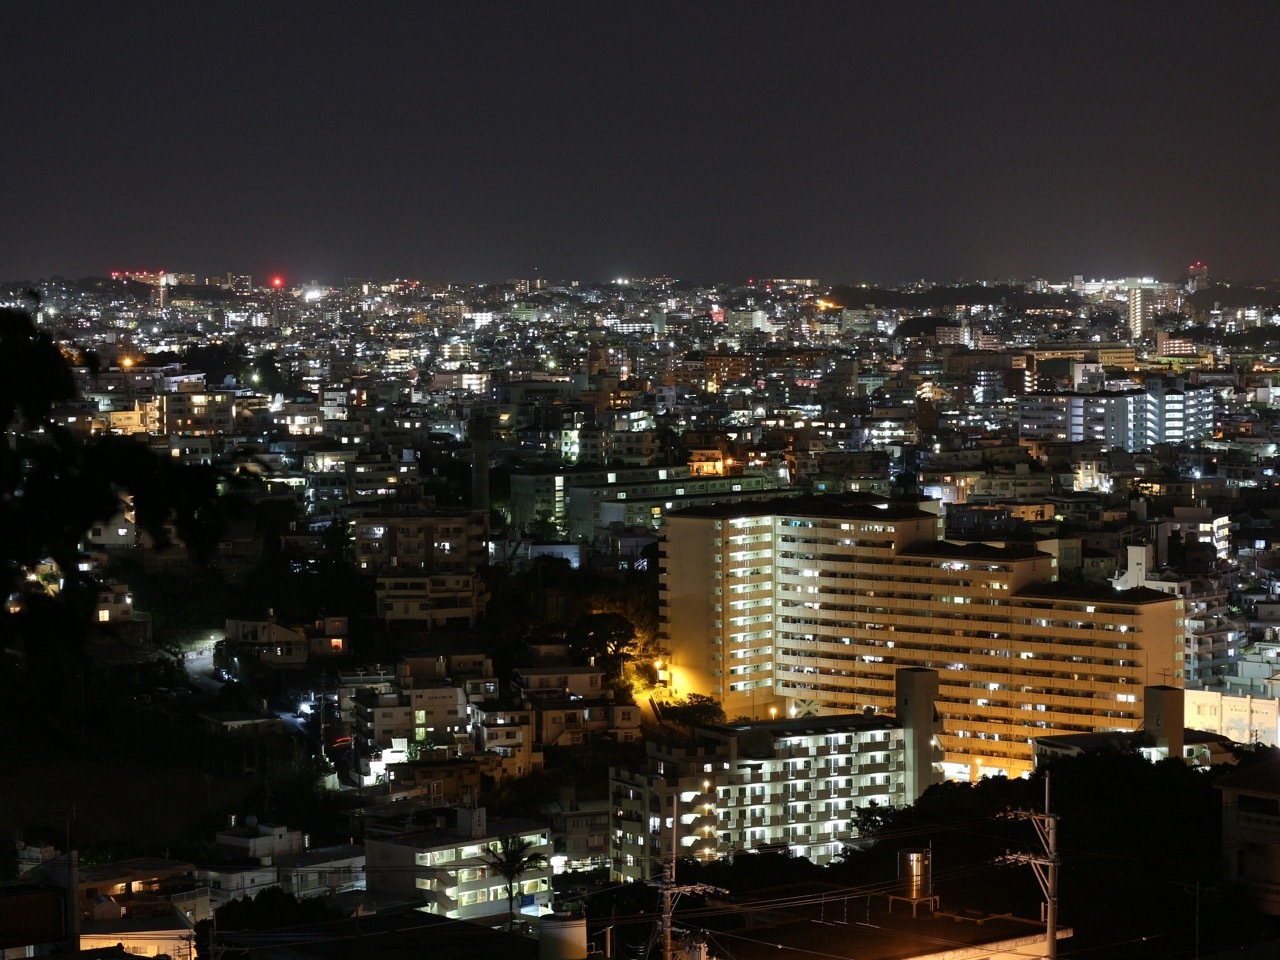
[
  {"left": 898, "top": 847, "right": 931, "bottom": 901},
  {"left": 540, "top": 910, "right": 588, "bottom": 960}
]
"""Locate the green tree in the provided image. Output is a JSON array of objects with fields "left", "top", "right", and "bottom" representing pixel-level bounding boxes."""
[
  {"left": 568, "top": 612, "right": 637, "bottom": 680},
  {"left": 481, "top": 834, "right": 550, "bottom": 927},
  {"left": 661, "top": 693, "right": 726, "bottom": 727},
  {"left": 523, "top": 511, "right": 564, "bottom": 542}
]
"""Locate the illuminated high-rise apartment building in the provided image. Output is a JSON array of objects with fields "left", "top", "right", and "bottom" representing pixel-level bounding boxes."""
[
  {"left": 1128, "top": 285, "right": 1152, "bottom": 341},
  {"left": 659, "top": 496, "right": 1183, "bottom": 780},
  {"left": 1015, "top": 377, "right": 1214, "bottom": 450}
]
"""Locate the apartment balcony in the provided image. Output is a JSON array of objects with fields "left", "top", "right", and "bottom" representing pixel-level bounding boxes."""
[
  {"left": 814, "top": 785, "right": 858, "bottom": 801},
  {"left": 857, "top": 760, "right": 901, "bottom": 776},
  {"left": 812, "top": 830, "right": 850, "bottom": 845}
]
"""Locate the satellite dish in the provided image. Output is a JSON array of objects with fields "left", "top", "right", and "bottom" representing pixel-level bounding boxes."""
[{"left": 245, "top": 815, "right": 258, "bottom": 828}]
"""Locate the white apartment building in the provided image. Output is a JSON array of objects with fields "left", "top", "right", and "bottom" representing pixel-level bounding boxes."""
[
  {"left": 365, "top": 808, "right": 553, "bottom": 921},
  {"left": 350, "top": 682, "right": 470, "bottom": 748},
  {"left": 1017, "top": 380, "right": 1214, "bottom": 451},
  {"left": 609, "top": 669, "right": 941, "bottom": 882},
  {"left": 375, "top": 572, "right": 489, "bottom": 630}
]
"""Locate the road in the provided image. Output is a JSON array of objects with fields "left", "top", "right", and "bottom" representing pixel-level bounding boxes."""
[
  {"left": 181, "top": 645, "right": 224, "bottom": 696},
  {"left": 179, "top": 644, "right": 313, "bottom": 736}
]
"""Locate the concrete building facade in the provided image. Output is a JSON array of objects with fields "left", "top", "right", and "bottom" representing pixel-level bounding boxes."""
[
  {"left": 609, "top": 669, "right": 942, "bottom": 882},
  {"left": 660, "top": 496, "right": 1184, "bottom": 780}
]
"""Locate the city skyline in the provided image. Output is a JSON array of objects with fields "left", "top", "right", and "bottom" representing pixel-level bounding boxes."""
[
  {"left": 0, "top": 265, "right": 1243, "bottom": 292},
  {"left": 6, "top": 3, "right": 1279, "bottom": 284}
]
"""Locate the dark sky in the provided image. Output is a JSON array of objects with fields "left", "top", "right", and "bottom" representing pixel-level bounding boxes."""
[{"left": 6, "top": 2, "right": 1279, "bottom": 286}]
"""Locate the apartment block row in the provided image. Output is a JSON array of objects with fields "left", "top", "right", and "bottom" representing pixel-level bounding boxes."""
[
  {"left": 609, "top": 668, "right": 942, "bottom": 881},
  {"left": 342, "top": 656, "right": 642, "bottom": 786},
  {"left": 660, "top": 495, "right": 1183, "bottom": 780}
]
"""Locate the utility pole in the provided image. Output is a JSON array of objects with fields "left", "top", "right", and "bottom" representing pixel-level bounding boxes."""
[
  {"left": 997, "top": 773, "right": 1060, "bottom": 959},
  {"left": 662, "top": 834, "right": 674, "bottom": 960},
  {"left": 649, "top": 785, "right": 727, "bottom": 960}
]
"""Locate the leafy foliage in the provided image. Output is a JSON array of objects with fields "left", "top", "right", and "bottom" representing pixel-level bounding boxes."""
[
  {"left": 659, "top": 693, "right": 726, "bottom": 727},
  {"left": 567, "top": 611, "right": 637, "bottom": 680},
  {"left": 195, "top": 886, "right": 341, "bottom": 957}
]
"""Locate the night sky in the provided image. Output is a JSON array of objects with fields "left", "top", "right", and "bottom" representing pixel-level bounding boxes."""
[{"left": 6, "top": 2, "right": 1279, "bottom": 285}]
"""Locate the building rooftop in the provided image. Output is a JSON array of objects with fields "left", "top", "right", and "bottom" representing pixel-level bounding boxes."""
[
  {"left": 1014, "top": 582, "right": 1180, "bottom": 605},
  {"left": 373, "top": 815, "right": 549, "bottom": 851},
  {"left": 702, "top": 884, "right": 1065, "bottom": 960},
  {"left": 707, "top": 713, "right": 903, "bottom": 737},
  {"left": 1215, "top": 757, "right": 1280, "bottom": 796},
  {"left": 219, "top": 906, "right": 539, "bottom": 960},
  {"left": 78, "top": 858, "right": 195, "bottom": 888},
  {"left": 274, "top": 844, "right": 365, "bottom": 868},
  {"left": 1033, "top": 728, "right": 1233, "bottom": 752},
  {"left": 899, "top": 540, "right": 1049, "bottom": 562},
  {"left": 667, "top": 494, "right": 933, "bottom": 522}
]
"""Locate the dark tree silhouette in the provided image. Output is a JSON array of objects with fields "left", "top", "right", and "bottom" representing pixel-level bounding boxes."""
[
  {"left": 0, "top": 304, "right": 243, "bottom": 745},
  {"left": 568, "top": 611, "right": 637, "bottom": 680},
  {"left": 481, "top": 834, "right": 550, "bottom": 927}
]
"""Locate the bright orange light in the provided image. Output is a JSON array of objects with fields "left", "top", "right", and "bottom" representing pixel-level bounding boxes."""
[{"left": 121, "top": 357, "right": 133, "bottom": 368}]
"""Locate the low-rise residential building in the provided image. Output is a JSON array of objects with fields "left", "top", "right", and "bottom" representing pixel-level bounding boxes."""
[
  {"left": 511, "top": 666, "right": 607, "bottom": 701},
  {"left": 216, "top": 615, "right": 348, "bottom": 675},
  {"left": 198, "top": 862, "right": 279, "bottom": 908},
  {"left": 215, "top": 820, "right": 304, "bottom": 861},
  {"left": 543, "top": 786, "right": 610, "bottom": 873},
  {"left": 353, "top": 508, "right": 488, "bottom": 574},
  {"left": 378, "top": 757, "right": 485, "bottom": 805},
  {"left": 79, "top": 902, "right": 196, "bottom": 957},
  {"left": 364, "top": 808, "right": 553, "bottom": 921},
  {"left": 1218, "top": 758, "right": 1280, "bottom": 916},
  {"left": 534, "top": 698, "right": 642, "bottom": 747},
  {"left": 470, "top": 703, "right": 539, "bottom": 781},
  {"left": 375, "top": 572, "right": 489, "bottom": 631},
  {"left": 276, "top": 846, "right": 366, "bottom": 900},
  {"left": 350, "top": 683, "right": 470, "bottom": 749},
  {"left": 78, "top": 857, "right": 211, "bottom": 925}
]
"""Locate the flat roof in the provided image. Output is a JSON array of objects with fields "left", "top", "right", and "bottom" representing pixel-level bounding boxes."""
[
  {"left": 699, "top": 884, "right": 1065, "bottom": 960},
  {"left": 369, "top": 815, "right": 549, "bottom": 852},
  {"left": 899, "top": 540, "right": 1049, "bottom": 562},
  {"left": 274, "top": 844, "right": 366, "bottom": 868},
  {"left": 705, "top": 713, "right": 903, "bottom": 737},
  {"left": 668, "top": 494, "right": 934, "bottom": 522},
  {"left": 1015, "top": 582, "right": 1179, "bottom": 605}
]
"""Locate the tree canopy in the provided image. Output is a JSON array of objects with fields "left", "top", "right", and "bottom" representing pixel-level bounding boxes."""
[{"left": 0, "top": 305, "right": 241, "bottom": 746}]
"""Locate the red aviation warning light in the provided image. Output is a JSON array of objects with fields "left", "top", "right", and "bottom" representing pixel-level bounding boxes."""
[{"left": 272, "top": 276, "right": 284, "bottom": 289}]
